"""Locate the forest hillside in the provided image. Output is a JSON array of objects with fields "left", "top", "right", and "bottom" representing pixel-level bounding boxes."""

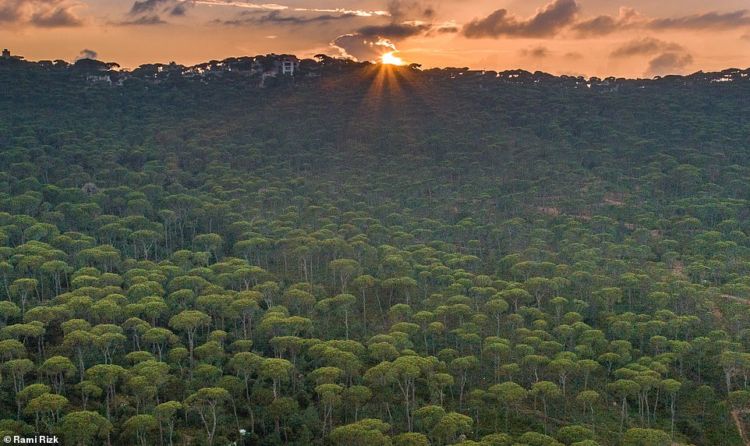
[{"left": 1, "top": 56, "right": 750, "bottom": 445}]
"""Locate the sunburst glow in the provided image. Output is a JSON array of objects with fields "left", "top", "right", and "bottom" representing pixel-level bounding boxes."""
[{"left": 381, "top": 51, "right": 405, "bottom": 66}]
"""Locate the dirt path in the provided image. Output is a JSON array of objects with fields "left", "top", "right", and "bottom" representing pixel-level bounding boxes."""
[
  {"left": 722, "top": 294, "right": 750, "bottom": 305},
  {"left": 713, "top": 295, "right": 750, "bottom": 444},
  {"left": 537, "top": 206, "right": 560, "bottom": 216},
  {"left": 665, "top": 267, "right": 750, "bottom": 443},
  {"left": 671, "top": 261, "right": 686, "bottom": 278},
  {"left": 732, "top": 409, "right": 750, "bottom": 446},
  {"left": 706, "top": 299, "right": 726, "bottom": 329}
]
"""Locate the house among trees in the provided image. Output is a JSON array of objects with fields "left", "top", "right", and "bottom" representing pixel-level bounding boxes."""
[
  {"left": 1, "top": 49, "right": 23, "bottom": 61},
  {"left": 86, "top": 74, "right": 112, "bottom": 86},
  {"left": 280, "top": 56, "right": 299, "bottom": 76}
]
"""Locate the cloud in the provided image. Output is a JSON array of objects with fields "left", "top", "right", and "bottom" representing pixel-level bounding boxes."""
[
  {"left": 574, "top": 7, "right": 750, "bottom": 36},
  {"left": 357, "top": 22, "right": 431, "bottom": 39},
  {"left": 194, "top": 1, "right": 388, "bottom": 17},
  {"left": 0, "top": 0, "right": 83, "bottom": 27},
  {"left": 606, "top": 37, "right": 692, "bottom": 76},
  {"left": 572, "top": 7, "right": 642, "bottom": 36},
  {"left": 76, "top": 48, "right": 98, "bottom": 60},
  {"left": 221, "top": 9, "right": 358, "bottom": 25},
  {"left": 463, "top": 0, "right": 579, "bottom": 38},
  {"left": 213, "top": 1, "right": 392, "bottom": 27},
  {"left": 129, "top": 0, "right": 190, "bottom": 16},
  {"left": 29, "top": 3, "right": 82, "bottom": 26},
  {"left": 646, "top": 51, "right": 693, "bottom": 76},
  {"left": 0, "top": 1, "right": 24, "bottom": 23},
  {"left": 215, "top": 0, "right": 442, "bottom": 50},
  {"left": 434, "top": 22, "right": 458, "bottom": 33},
  {"left": 460, "top": 4, "right": 750, "bottom": 39},
  {"left": 330, "top": 33, "right": 397, "bottom": 62},
  {"left": 610, "top": 37, "right": 684, "bottom": 58},
  {"left": 649, "top": 10, "right": 750, "bottom": 30},
  {"left": 520, "top": 45, "right": 549, "bottom": 58},
  {"left": 170, "top": 1, "right": 189, "bottom": 16},
  {"left": 129, "top": 0, "right": 164, "bottom": 15},
  {"left": 117, "top": 14, "right": 167, "bottom": 25},
  {"left": 123, "top": 0, "right": 191, "bottom": 24},
  {"left": 329, "top": 1, "right": 448, "bottom": 42},
  {"left": 387, "top": 0, "right": 434, "bottom": 22}
]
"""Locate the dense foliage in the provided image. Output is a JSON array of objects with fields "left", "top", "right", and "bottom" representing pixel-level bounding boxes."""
[{"left": 1, "top": 57, "right": 750, "bottom": 445}]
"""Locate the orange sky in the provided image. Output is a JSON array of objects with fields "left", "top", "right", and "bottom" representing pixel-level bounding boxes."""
[{"left": 1, "top": 0, "right": 749, "bottom": 77}]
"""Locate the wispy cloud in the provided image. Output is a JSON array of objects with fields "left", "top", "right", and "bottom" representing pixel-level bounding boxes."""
[
  {"left": 221, "top": 9, "right": 361, "bottom": 26},
  {"left": 520, "top": 45, "right": 550, "bottom": 58},
  {"left": 195, "top": 0, "right": 388, "bottom": 17}
]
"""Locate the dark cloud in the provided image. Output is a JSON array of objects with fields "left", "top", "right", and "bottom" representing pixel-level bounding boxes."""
[
  {"left": 606, "top": 37, "right": 692, "bottom": 76},
  {"left": 572, "top": 15, "right": 617, "bottom": 35},
  {"left": 610, "top": 37, "right": 683, "bottom": 58},
  {"left": 0, "top": 0, "right": 82, "bottom": 27},
  {"left": 387, "top": 0, "right": 434, "bottom": 22},
  {"left": 29, "top": 4, "right": 82, "bottom": 27},
  {"left": 435, "top": 24, "right": 459, "bottom": 33},
  {"left": 352, "top": 20, "right": 459, "bottom": 41},
  {"left": 331, "top": 33, "right": 398, "bottom": 62},
  {"left": 463, "top": 0, "right": 579, "bottom": 38},
  {"left": 574, "top": 8, "right": 750, "bottom": 36},
  {"left": 221, "top": 10, "right": 357, "bottom": 26},
  {"left": 650, "top": 10, "right": 750, "bottom": 30},
  {"left": 170, "top": 2, "right": 189, "bottom": 16},
  {"left": 118, "top": 15, "right": 167, "bottom": 25},
  {"left": 646, "top": 51, "right": 693, "bottom": 76},
  {"left": 76, "top": 49, "right": 98, "bottom": 61},
  {"left": 357, "top": 22, "right": 431, "bottom": 39},
  {"left": 520, "top": 46, "right": 550, "bottom": 58},
  {"left": 130, "top": 0, "right": 167, "bottom": 15},
  {"left": 329, "top": 1, "right": 448, "bottom": 62},
  {"left": 0, "top": 1, "right": 25, "bottom": 23},
  {"left": 335, "top": 0, "right": 447, "bottom": 42},
  {"left": 126, "top": 0, "right": 191, "bottom": 24},
  {"left": 572, "top": 7, "right": 640, "bottom": 36}
]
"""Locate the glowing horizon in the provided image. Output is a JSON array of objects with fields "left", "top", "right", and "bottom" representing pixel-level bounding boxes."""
[
  {"left": 381, "top": 51, "right": 405, "bottom": 66},
  {"left": 1, "top": 0, "right": 748, "bottom": 77}
]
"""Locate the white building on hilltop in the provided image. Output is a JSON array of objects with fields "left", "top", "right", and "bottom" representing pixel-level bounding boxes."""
[{"left": 280, "top": 57, "right": 299, "bottom": 76}]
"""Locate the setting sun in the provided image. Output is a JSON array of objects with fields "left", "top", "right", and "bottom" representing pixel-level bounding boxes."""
[{"left": 381, "top": 51, "right": 405, "bottom": 66}]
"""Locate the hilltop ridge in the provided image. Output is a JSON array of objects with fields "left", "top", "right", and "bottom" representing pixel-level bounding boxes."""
[{"left": 2, "top": 50, "right": 749, "bottom": 89}]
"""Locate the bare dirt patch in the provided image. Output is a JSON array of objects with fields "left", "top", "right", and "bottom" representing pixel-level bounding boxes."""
[{"left": 537, "top": 206, "right": 560, "bottom": 216}]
